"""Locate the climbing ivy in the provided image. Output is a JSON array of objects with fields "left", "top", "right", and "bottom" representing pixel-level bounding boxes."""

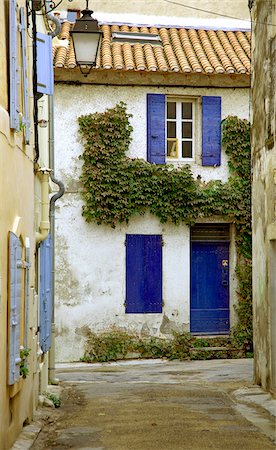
[{"left": 78, "top": 103, "right": 252, "bottom": 351}]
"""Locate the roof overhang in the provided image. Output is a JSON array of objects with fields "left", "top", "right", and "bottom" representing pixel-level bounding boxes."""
[{"left": 54, "top": 68, "right": 250, "bottom": 88}]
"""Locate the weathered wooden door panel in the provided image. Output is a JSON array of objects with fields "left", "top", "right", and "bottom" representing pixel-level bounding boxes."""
[{"left": 191, "top": 242, "right": 229, "bottom": 334}]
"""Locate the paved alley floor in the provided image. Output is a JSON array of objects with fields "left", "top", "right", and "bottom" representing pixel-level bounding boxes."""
[{"left": 32, "top": 359, "right": 276, "bottom": 450}]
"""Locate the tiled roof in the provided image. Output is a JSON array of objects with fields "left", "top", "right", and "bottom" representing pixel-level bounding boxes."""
[{"left": 53, "top": 22, "right": 251, "bottom": 75}]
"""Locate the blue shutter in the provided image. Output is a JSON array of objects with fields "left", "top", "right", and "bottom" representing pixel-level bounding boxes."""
[
  {"left": 126, "top": 235, "right": 162, "bottom": 313},
  {"left": 36, "top": 33, "right": 54, "bottom": 96},
  {"left": 20, "top": 7, "right": 30, "bottom": 144},
  {"left": 24, "top": 239, "right": 31, "bottom": 348},
  {"left": 147, "top": 94, "right": 166, "bottom": 164},
  {"left": 9, "top": 232, "right": 22, "bottom": 385},
  {"left": 202, "top": 96, "right": 221, "bottom": 166},
  {"left": 39, "top": 235, "right": 52, "bottom": 353},
  {"left": 9, "top": 0, "right": 20, "bottom": 131}
]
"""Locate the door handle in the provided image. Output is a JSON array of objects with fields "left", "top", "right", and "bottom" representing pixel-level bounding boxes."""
[{"left": 222, "top": 280, "right": 228, "bottom": 287}]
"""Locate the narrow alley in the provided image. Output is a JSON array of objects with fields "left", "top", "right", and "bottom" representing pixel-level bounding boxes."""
[{"left": 30, "top": 359, "right": 276, "bottom": 450}]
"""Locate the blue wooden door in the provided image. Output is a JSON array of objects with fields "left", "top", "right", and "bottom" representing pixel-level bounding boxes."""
[{"left": 191, "top": 242, "right": 229, "bottom": 334}]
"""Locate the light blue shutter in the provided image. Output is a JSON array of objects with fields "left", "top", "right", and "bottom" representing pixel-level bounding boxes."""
[
  {"left": 9, "top": 0, "right": 20, "bottom": 131},
  {"left": 20, "top": 7, "right": 30, "bottom": 144},
  {"left": 39, "top": 235, "right": 52, "bottom": 353},
  {"left": 36, "top": 33, "right": 54, "bottom": 96},
  {"left": 147, "top": 94, "right": 166, "bottom": 164},
  {"left": 202, "top": 96, "right": 222, "bottom": 166},
  {"left": 9, "top": 232, "right": 22, "bottom": 385},
  {"left": 24, "top": 239, "right": 31, "bottom": 348}
]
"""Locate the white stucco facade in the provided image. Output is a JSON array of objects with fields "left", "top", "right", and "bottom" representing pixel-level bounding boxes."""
[{"left": 54, "top": 83, "right": 249, "bottom": 362}]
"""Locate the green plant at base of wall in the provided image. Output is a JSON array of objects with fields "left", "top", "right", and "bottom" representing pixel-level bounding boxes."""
[
  {"left": 78, "top": 103, "right": 252, "bottom": 352},
  {"left": 81, "top": 328, "right": 245, "bottom": 363},
  {"left": 20, "top": 347, "right": 30, "bottom": 378}
]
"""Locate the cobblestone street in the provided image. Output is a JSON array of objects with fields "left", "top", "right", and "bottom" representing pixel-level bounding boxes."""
[{"left": 30, "top": 359, "right": 276, "bottom": 450}]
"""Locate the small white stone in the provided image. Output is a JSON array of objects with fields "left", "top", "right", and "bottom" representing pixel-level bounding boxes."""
[
  {"left": 43, "top": 397, "right": 55, "bottom": 408},
  {"left": 38, "top": 395, "right": 45, "bottom": 407}
]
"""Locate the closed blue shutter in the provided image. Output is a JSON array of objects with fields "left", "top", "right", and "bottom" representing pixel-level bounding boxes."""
[
  {"left": 202, "top": 96, "right": 221, "bottom": 166},
  {"left": 9, "top": 232, "right": 22, "bottom": 385},
  {"left": 20, "top": 7, "right": 30, "bottom": 144},
  {"left": 36, "top": 33, "right": 54, "bottom": 96},
  {"left": 9, "top": 0, "right": 20, "bottom": 131},
  {"left": 39, "top": 235, "right": 52, "bottom": 353},
  {"left": 147, "top": 94, "right": 166, "bottom": 164},
  {"left": 24, "top": 239, "right": 31, "bottom": 348},
  {"left": 126, "top": 234, "right": 162, "bottom": 313}
]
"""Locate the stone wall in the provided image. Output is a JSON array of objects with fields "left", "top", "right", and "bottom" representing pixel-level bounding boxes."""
[{"left": 251, "top": 0, "right": 276, "bottom": 397}]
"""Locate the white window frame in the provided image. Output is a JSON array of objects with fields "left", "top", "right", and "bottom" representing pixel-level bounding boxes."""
[{"left": 166, "top": 97, "right": 197, "bottom": 162}]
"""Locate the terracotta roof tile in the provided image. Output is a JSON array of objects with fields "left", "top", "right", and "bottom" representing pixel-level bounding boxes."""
[
  {"left": 178, "top": 29, "right": 202, "bottom": 72},
  {"left": 53, "top": 22, "right": 251, "bottom": 75}
]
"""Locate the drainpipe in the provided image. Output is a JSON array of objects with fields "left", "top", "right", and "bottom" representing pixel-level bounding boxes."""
[
  {"left": 45, "top": 5, "right": 62, "bottom": 37},
  {"left": 44, "top": 1, "right": 64, "bottom": 384},
  {"left": 48, "top": 166, "right": 64, "bottom": 384},
  {"left": 36, "top": 168, "right": 51, "bottom": 244}
]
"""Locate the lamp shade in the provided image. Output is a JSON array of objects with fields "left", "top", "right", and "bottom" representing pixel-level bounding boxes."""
[{"left": 71, "top": 8, "right": 102, "bottom": 66}]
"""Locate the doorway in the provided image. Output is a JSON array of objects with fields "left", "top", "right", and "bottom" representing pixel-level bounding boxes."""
[{"left": 190, "top": 224, "right": 230, "bottom": 334}]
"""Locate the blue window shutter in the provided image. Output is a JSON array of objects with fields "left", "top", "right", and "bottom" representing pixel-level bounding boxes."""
[
  {"left": 202, "top": 96, "right": 221, "bottom": 166},
  {"left": 20, "top": 7, "right": 30, "bottom": 144},
  {"left": 126, "top": 235, "right": 162, "bottom": 313},
  {"left": 39, "top": 235, "right": 52, "bottom": 353},
  {"left": 9, "top": 0, "right": 20, "bottom": 131},
  {"left": 8, "top": 232, "right": 22, "bottom": 385},
  {"left": 36, "top": 33, "right": 54, "bottom": 96},
  {"left": 147, "top": 94, "right": 166, "bottom": 164},
  {"left": 24, "top": 239, "right": 31, "bottom": 348}
]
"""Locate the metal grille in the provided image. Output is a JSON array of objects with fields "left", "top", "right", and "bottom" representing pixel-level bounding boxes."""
[{"left": 191, "top": 224, "right": 230, "bottom": 242}]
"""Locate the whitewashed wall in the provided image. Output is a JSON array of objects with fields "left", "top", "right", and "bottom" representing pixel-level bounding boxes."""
[{"left": 54, "top": 84, "right": 249, "bottom": 362}]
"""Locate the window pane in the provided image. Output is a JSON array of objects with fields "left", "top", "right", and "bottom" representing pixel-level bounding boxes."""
[
  {"left": 182, "top": 122, "right": 192, "bottom": 138},
  {"left": 167, "top": 121, "right": 176, "bottom": 138},
  {"left": 167, "top": 102, "right": 176, "bottom": 119},
  {"left": 182, "top": 102, "right": 192, "bottom": 119},
  {"left": 182, "top": 141, "right": 192, "bottom": 158},
  {"left": 167, "top": 139, "right": 178, "bottom": 158}
]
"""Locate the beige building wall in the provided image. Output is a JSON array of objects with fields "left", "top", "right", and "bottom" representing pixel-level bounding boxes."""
[
  {"left": 63, "top": 0, "right": 250, "bottom": 21},
  {"left": 251, "top": 0, "right": 276, "bottom": 398},
  {"left": 0, "top": 2, "right": 53, "bottom": 448}
]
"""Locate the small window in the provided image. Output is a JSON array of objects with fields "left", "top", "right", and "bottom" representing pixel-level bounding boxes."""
[{"left": 166, "top": 99, "right": 194, "bottom": 161}]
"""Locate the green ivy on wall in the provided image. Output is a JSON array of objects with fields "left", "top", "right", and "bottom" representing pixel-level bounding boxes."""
[{"left": 78, "top": 102, "right": 252, "bottom": 351}]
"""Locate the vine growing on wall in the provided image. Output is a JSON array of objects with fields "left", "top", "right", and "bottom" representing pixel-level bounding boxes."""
[{"left": 78, "top": 103, "right": 252, "bottom": 351}]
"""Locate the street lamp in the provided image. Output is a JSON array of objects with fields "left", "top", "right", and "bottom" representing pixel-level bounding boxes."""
[{"left": 70, "top": 0, "right": 102, "bottom": 76}]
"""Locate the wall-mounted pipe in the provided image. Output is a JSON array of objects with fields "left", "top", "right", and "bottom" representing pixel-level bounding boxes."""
[
  {"left": 45, "top": 1, "right": 62, "bottom": 37},
  {"left": 48, "top": 96, "right": 65, "bottom": 384},
  {"left": 36, "top": 168, "right": 51, "bottom": 243}
]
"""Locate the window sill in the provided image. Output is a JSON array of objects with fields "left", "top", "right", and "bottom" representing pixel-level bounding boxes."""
[{"left": 166, "top": 159, "right": 195, "bottom": 163}]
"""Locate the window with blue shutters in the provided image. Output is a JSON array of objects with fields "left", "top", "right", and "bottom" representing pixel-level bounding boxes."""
[
  {"left": 8, "top": 232, "right": 23, "bottom": 385},
  {"left": 147, "top": 94, "right": 221, "bottom": 166},
  {"left": 36, "top": 33, "right": 54, "bottom": 96},
  {"left": 20, "top": 7, "right": 30, "bottom": 144},
  {"left": 39, "top": 235, "right": 52, "bottom": 353},
  {"left": 126, "top": 234, "right": 162, "bottom": 313},
  {"left": 9, "top": 0, "right": 20, "bottom": 131}
]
